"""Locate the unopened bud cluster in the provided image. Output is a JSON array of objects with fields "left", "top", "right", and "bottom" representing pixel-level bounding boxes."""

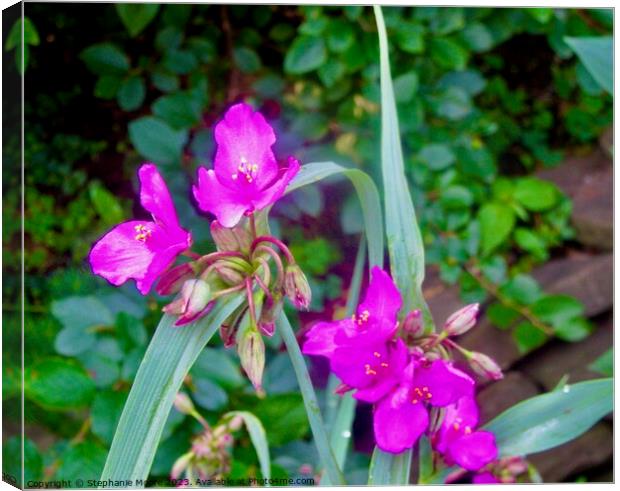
[{"left": 159, "top": 215, "right": 311, "bottom": 394}]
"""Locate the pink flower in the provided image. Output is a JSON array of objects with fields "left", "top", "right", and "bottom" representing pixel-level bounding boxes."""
[
  {"left": 473, "top": 472, "right": 500, "bottom": 484},
  {"left": 302, "top": 266, "right": 402, "bottom": 358},
  {"left": 89, "top": 164, "right": 192, "bottom": 295},
  {"left": 193, "top": 103, "right": 300, "bottom": 228},
  {"left": 433, "top": 396, "right": 498, "bottom": 471},
  {"left": 373, "top": 359, "right": 475, "bottom": 454}
]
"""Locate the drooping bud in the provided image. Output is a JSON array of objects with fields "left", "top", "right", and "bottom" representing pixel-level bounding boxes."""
[
  {"left": 163, "top": 279, "right": 214, "bottom": 326},
  {"left": 213, "top": 261, "right": 244, "bottom": 286},
  {"left": 257, "top": 291, "right": 283, "bottom": 337},
  {"left": 468, "top": 351, "right": 504, "bottom": 380},
  {"left": 237, "top": 326, "right": 265, "bottom": 394},
  {"left": 174, "top": 392, "right": 196, "bottom": 415},
  {"left": 227, "top": 415, "right": 244, "bottom": 431},
  {"left": 211, "top": 220, "right": 252, "bottom": 253},
  {"left": 402, "top": 309, "right": 424, "bottom": 338},
  {"left": 444, "top": 303, "right": 479, "bottom": 336},
  {"left": 156, "top": 263, "right": 194, "bottom": 296},
  {"left": 170, "top": 452, "right": 194, "bottom": 480},
  {"left": 283, "top": 264, "right": 311, "bottom": 310}
]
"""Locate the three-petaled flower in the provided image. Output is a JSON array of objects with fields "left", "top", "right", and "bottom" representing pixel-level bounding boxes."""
[
  {"left": 193, "top": 102, "right": 300, "bottom": 228},
  {"left": 89, "top": 164, "right": 192, "bottom": 295}
]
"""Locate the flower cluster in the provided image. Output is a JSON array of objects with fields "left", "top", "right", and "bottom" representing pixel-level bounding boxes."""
[
  {"left": 89, "top": 103, "right": 306, "bottom": 392},
  {"left": 171, "top": 393, "right": 243, "bottom": 483},
  {"left": 303, "top": 267, "right": 500, "bottom": 471}
]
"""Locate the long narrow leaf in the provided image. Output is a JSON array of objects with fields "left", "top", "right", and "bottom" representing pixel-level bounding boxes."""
[
  {"left": 276, "top": 312, "right": 345, "bottom": 485},
  {"left": 226, "top": 411, "right": 271, "bottom": 481},
  {"left": 368, "top": 447, "right": 412, "bottom": 485},
  {"left": 485, "top": 377, "right": 613, "bottom": 457},
  {"left": 373, "top": 6, "right": 431, "bottom": 326},
  {"left": 286, "top": 161, "right": 384, "bottom": 269},
  {"left": 101, "top": 294, "right": 244, "bottom": 485}
]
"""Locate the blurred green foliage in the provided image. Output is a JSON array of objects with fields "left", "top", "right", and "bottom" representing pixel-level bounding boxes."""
[{"left": 4, "top": 4, "right": 612, "bottom": 485}]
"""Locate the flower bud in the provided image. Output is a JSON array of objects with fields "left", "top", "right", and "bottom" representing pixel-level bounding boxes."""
[
  {"left": 163, "top": 279, "right": 214, "bottom": 326},
  {"left": 444, "top": 303, "right": 479, "bottom": 336},
  {"left": 174, "top": 392, "right": 196, "bottom": 415},
  {"left": 258, "top": 291, "right": 283, "bottom": 337},
  {"left": 238, "top": 326, "right": 265, "bottom": 393},
  {"left": 227, "top": 415, "right": 244, "bottom": 431},
  {"left": 156, "top": 263, "right": 194, "bottom": 296},
  {"left": 211, "top": 220, "right": 252, "bottom": 253},
  {"left": 504, "top": 456, "right": 528, "bottom": 476},
  {"left": 284, "top": 264, "right": 311, "bottom": 310},
  {"left": 402, "top": 309, "right": 424, "bottom": 338},
  {"left": 171, "top": 452, "right": 193, "bottom": 480},
  {"left": 468, "top": 351, "right": 504, "bottom": 380},
  {"left": 213, "top": 261, "right": 244, "bottom": 286}
]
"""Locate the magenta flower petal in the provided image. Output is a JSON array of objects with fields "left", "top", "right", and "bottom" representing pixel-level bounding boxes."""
[
  {"left": 89, "top": 220, "right": 188, "bottom": 295},
  {"left": 193, "top": 167, "right": 252, "bottom": 228},
  {"left": 357, "top": 266, "right": 403, "bottom": 324},
  {"left": 473, "top": 472, "right": 500, "bottom": 484},
  {"left": 302, "top": 319, "right": 348, "bottom": 357},
  {"left": 413, "top": 360, "right": 474, "bottom": 407},
  {"left": 331, "top": 343, "right": 390, "bottom": 389},
  {"left": 214, "top": 102, "right": 278, "bottom": 190},
  {"left": 250, "top": 156, "right": 301, "bottom": 210},
  {"left": 374, "top": 385, "right": 429, "bottom": 454},
  {"left": 139, "top": 163, "right": 181, "bottom": 229},
  {"left": 435, "top": 396, "right": 479, "bottom": 453},
  {"left": 447, "top": 431, "right": 498, "bottom": 471}
]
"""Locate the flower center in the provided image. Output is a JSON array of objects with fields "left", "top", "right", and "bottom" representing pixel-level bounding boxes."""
[
  {"left": 134, "top": 224, "right": 152, "bottom": 242},
  {"left": 231, "top": 157, "right": 259, "bottom": 183},
  {"left": 351, "top": 309, "right": 370, "bottom": 326},
  {"left": 364, "top": 351, "right": 389, "bottom": 376},
  {"left": 452, "top": 418, "right": 472, "bottom": 434},
  {"left": 411, "top": 386, "right": 432, "bottom": 404}
]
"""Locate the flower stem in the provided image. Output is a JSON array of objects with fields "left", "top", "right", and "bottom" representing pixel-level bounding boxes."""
[
  {"left": 250, "top": 236, "right": 295, "bottom": 264},
  {"left": 198, "top": 251, "right": 247, "bottom": 266},
  {"left": 245, "top": 278, "right": 257, "bottom": 325},
  {"left": 211, "top": 283, "right": 246, "bottom": 300},
  {"left": 254, "top": 245, "right": 285, "bottom": 289},
  {"left": 249, "top": 213, "right": 257, "bottom": 240}
]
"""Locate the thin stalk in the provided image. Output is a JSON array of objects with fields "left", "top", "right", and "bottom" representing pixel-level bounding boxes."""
[
  {"left": 254, "top": 245, "right": 285, "bottom": 289},
  {"left": 276, "top": 313, "right": 345, "bottom": 485},
  {"left": 250, "top": 236, "right": 295, "bottom": 264}
]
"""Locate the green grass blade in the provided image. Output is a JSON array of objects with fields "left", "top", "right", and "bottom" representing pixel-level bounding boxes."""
[
  {"left": 100, "top": 294, "right": 244, "bottom": 485},
  {"left": 484, "top": 378, "right": 613, "bottom": 457},
  {"left": 368, "top": 447, "right": 412, "bottom": 485},
  {"left": 276, "top": 312, "right": 345, "bottom": 485},
  {"left": 226, "top": 411, "right": 271, "bottom": 481},
  {"left": 287, "top": 161, "right": 384, "bottom": 269},
  {"left": 373, "top": 5, "right": 431, "bottom": 326}
]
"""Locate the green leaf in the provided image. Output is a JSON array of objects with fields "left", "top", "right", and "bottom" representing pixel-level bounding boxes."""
[
  {"left": 485, "top": 378, "right": 613, "bottom": 457},
  {"left": 514, "top": 321, "right": 548, "bottom": 353},
  {"left": 527, "top": 8, "right": 554, "bottom": 23},
  {"left": 163, "top": 49, "right": 197, "bottom": 74},
  {"left": 284, "top": 36, "right": 327, "bottom": 74},
  {"left": 554, "top": 316, "right": 592, "bottom": 342},
  {"left": 514, "top": 177, "right": 558, "bottom": 212},
  {"left": 461, "top": 23, "right": 494, "bottom": 52},
  {"left": 436, "top": 87, "right": 472, "bottom": 120},
  {"left": 530, "top": 295, "right": 584, "bottom": 327},
  {"left": 393, "top": 72, "right": 419, "bottom": 103},
  {"left": 327, "top": 20, "right": 355, "bottom": 53},
  {"left": 80, "top": 43, "right": 130, "bottom": 75},
  {"left": 115, "top": 4, "right": 160, "bottom": 37},
  {"left": 486, "top": 302, "right": 519, "bottom": 329},
  {"left": 94, "top": 75, "right": 122, "bottom": 100},
  {"left": 277, "top": 313, "right": 345, "bottom": 484},
  {"left": 89, "top": 181, "right": 124, "bottom": 226},
  {"left": 191, "top": 347, "right": 245, "bottom": 389},
  {"left": 91, "top": 390, "right": 128, "bottom": 446},
  {"left": 374, "top": 6, "right": 431, "bottom": 326},
  {"left": 51, "top": 295, "right": 114, "bottom": 330},
  {"left": 128, "top": 116, "right": 188, "bottom": 166},
  {"left": 25, "top": 359, "right": 95, "bottom": 410},
  {"left": 499, "top": 274, "right": 542, "bottom": 305},
  {"left": 101, "top": 294, "right": 243, "bottom": 483},
  {"left": 418, "top": 143, "right": 455, "bottom": 171},
  {"left": 55, "top": 442, "right": 108, "bottom": 484},
  {"left": 151, "top": 69, "right": 179, "bottom": 93},
  {"left": 440, "top": 185, "right": 474, "bottom": 209},
  {"left": 117, "top": 76, "right": 146, "bottom": 111},
  {"left": 54, "top": 326, "right": 97, "bottom": 357},
  {"left": 226, "top": 411, "right": 271, "bottom": 479},
  {"left": 430, "top": 38, "right": 468, "bottom": 70},
  {"left": 5, "top": 17, "right": 40, "bottom": 50},
  {"left": 287, "top": 162, "right": 384, "bottom": 270},
  {"left": 564, "top": 36, "right": 612, "bottom": 94},
  {"left": 3, "top": 437, "right": 43, "bottom": 486},
  {"left": 589, "top": 349, "right": 613, "bottom": 377},
  {"left": 318, "top": 59, "right": 346, "bottom": 88},
  {"left": 478, "top": 203, "right": 515, "bottom": 256},
  {"left": 233, "top": 47, "right": 262, "bottom": 73},
  {"left": 368, "top": 447, "right": 411, "bottom": 485},
  {"left": 514, "top": 228, "right": 547, "bottom": 258},
  {"left": 152, "top": 92, "right": 201, "bottom": 130}
]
